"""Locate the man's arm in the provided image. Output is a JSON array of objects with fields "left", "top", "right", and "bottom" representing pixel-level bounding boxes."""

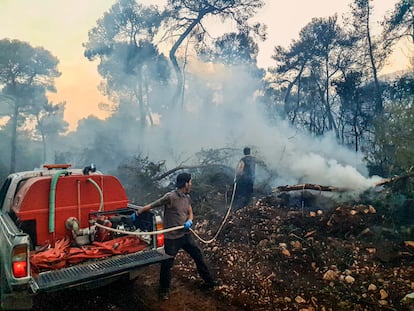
[
  {"left": 138, "top": 193, "right": 169, "bottom": 214},
  {"left": 138, "top": 203, "right": 153, "bottom": 214},
  {"left": 183, "top": 204, "right": 194, "bottom": 230},
  {"left": 188, "top": 205, "right": 194, "bottom": 221},
  {"left": 236, "top": 160, "right": 245, "bottom": 179}
]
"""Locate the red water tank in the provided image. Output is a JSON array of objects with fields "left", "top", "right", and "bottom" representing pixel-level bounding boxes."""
[{"left": 12, "top": 174, "right": 129, "bottom": 246}]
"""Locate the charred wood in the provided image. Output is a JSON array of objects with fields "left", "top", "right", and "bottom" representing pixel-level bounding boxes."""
[{"left": 273, "top": 183, "right": 349, "bottom": 193}]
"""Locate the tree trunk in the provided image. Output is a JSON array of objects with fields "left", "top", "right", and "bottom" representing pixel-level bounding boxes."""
[
  {"left": 365, "top": 3, "right": 383, "bottom": 113},
  {"left": 284, "top": 64, "right": 305, "bottom": 124},
  {"left": 323, "top": 56, "right": 338, "bottom": 136},
  {"left": 169, "top": 18, "right": 200, "bottom": 108},
  {"left": 36, "top": 115, "right": 47, "bottom": 163}
]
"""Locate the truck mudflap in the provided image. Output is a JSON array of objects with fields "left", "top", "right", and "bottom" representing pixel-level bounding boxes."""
[{"left": 30, "top": 249, "right": 171, "bottom": 293}]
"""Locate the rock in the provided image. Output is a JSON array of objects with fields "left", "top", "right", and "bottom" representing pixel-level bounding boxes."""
[
  {"left": 323, "top": 270, "right": 337, "bottom": 281},
  {"left": 291, "top": 240, "right": 302, "bottom": 250},
  {"left": 281, "top": 248, "right": 291, "bottom": 257},
  {"left": 344, "top": 275, "right": 355, "bottom": 284},
  {"left": 378, "top": 299, "right": 388, "bottom": 306},
  {"left": 295, "top": 296, "right": 306, "bottom": 303},
  {"left": 380, "top": 289, "right": 388, "bottom": 299}
]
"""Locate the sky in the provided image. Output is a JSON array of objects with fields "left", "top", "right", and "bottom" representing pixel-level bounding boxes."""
[{"left": 0, "top": 0, "right": 406, "bottom": 131}]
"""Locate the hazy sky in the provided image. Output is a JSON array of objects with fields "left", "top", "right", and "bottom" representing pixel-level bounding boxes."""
[{"left": 0, "top": 0, "right": 404, "bottom": 130}]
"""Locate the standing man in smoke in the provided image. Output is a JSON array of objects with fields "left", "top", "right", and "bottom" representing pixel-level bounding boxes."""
[
  {"left": 234, "top": 147, "right": 256, "bottom": 209},
  {"left": 137, "top": 172, "right": 218, "bottom": 300}
]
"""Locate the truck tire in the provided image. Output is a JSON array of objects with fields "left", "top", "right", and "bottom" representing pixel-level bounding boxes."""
[{"left": 0, "top": 262, "right": 32, "bottom": 311}]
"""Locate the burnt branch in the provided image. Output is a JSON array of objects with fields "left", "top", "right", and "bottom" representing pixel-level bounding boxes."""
[
  {"left": 375, "top": 171, "right": 414, "bottom": 187},
  {"left": 154, "top": 164, "right": 230, "bottom": 181},
  {"left": 274, "top": 184, "right": 349, "bottom": 193}
]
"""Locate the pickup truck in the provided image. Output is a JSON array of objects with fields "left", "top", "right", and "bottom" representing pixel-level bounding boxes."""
[{"left": 0, "top": 164, "right": 170, "bottom": 310}]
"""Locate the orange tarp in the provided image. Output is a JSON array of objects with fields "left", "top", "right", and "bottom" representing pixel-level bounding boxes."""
[{"left": 30, "top": 236, "right": 148, "bottom": 272}]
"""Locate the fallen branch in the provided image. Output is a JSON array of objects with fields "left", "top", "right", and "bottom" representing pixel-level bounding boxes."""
[
  {"left": 375, "top": 171, "right": 414, "bottom": 187},
  {"left": 273, "top": 184, "right": 349, "bottom": 193},
  {"left": 154, "top": 164, "right": 231, "bottom": 181}
]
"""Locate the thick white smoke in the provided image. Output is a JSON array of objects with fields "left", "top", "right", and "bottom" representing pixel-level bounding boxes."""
[{"left": 136, "top": 60, "right": 382, "bottom": 193}]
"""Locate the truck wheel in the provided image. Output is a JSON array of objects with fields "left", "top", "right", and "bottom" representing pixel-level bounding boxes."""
[{"left": 0, "top": 262, "right": 32, "bottom": 311}]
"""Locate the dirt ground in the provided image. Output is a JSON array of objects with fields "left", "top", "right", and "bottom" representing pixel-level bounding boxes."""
[{"left": 33, "top": 190, "right": 414, "bottom": 311}]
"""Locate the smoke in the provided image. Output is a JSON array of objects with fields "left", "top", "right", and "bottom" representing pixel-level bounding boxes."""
[
  {"left": 132, "top": 59, "right": 382, "bottom": 193},
  {"left": 79, "top": 8, "right": 382, "bottom": 193}
]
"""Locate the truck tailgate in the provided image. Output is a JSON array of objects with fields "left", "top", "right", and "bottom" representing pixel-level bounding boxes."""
[{"left": 30, "top": 249, "right": 170, "bottom": 292}]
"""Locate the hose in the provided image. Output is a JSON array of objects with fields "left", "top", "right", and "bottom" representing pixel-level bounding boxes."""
[
  {"left": 190, "top": 180, "right": 237, "bottom": 244},
  {"left": 191, "top": 164, "right": 240, "bottom": 243},
  {"left": 93, "top": 221, "right": 184, "bottom": 236},
  {"left": 92, "top": 178, "right": 239, "bottom": 244},
  {"left": 49, "top": 170, "right": 68, "bottom": 233},
  {"left": 87, "top": 178, "right": 104, "bottom": 211}
]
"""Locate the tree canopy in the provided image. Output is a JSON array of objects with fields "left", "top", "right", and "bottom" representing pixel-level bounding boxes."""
[
  {"left": 0, "top": 0, "right": 413, "bottom": 183},
  {"left": 0, "top": 39, "right": 60, "bottom": 171}
]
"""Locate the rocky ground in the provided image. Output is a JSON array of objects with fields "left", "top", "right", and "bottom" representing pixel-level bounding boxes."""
[{"left": 33, "top": 190, "right": 414, "bottom": 311}]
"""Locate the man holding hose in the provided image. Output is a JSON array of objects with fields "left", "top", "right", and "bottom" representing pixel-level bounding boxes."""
[{"left": 138, "top": 172, "right": 218, "bottom": 300}]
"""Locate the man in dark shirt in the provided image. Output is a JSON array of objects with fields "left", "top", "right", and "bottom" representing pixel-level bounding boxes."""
[
  {"left": 234, "top": 147, "right": 256, "bottom": 209},
  {"left": 138, "top": 172, "right": 217, "bottom": 300}
]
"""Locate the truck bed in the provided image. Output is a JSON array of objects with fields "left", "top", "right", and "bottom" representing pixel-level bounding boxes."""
[
  {"left": 0, "top": 166, "right": 171, "bottom": 310},
  {"left": 31, "top": 249, "right": 170, "bottom": 292}
]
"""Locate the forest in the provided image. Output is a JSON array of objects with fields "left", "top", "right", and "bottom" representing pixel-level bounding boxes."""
[{"left": 0, "top": 0, "right": 413, "bottom": 191}]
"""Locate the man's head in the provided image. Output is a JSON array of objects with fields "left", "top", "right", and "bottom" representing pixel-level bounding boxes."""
[
  {"left": 243, "top": 147, "right": 251, "bottom": 155},
  {"left": 176, "top": 172, "right": 192, "bottom": 190}
]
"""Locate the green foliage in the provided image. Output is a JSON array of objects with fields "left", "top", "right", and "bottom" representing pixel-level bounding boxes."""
[
  {"left": 347, "top": 0, "right": 386, "bottom": 113},
  {"left": 0, "top": 39, "right": 60, "bottom": 172},
  {"left": 199, "top": 32, "right": 258, "bottom": 65},
  {"left": 165, "top": 0, "right": 265, "bottom": 107},
  {"left": 83, "top": 1, "right": 170, "bottom": 131},
  {"left": 270, "top": 16, "right": 348, "bottom": 136},
  {"left": 367, "top": 74, "right": 414, "bottom": 176},
  {"left": 382, "top": 0, "right": 414, "bottom": 48},
  {"left": 268, "top": 0, "right": 411, "bottom": 159},
  {"left": 0, "top": 39, "right": 60, "bottom": 87}
]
